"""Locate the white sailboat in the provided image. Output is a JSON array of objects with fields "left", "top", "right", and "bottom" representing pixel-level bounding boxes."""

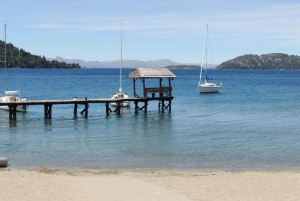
[
  {"left": 198, "top": 24, "right": 222, "bottom": 93},
  {"left": 0, "top": 23, "right": 28, "bottom": 112},
  {"left": 111, "top": 23, "right": 130, "bottom": 107}
]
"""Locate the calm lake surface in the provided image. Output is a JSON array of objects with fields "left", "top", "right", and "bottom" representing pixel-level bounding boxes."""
[{"left": 1, "top": 68, "right": 300, "bottom": 169}]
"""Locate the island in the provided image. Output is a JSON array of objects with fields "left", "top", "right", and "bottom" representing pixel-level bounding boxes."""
[{"left": 216, "top": 53, "right": 300, "bottom": 70}]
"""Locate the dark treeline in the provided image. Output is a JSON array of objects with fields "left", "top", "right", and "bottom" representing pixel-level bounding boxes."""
[{"left": 0, "top": 40, "right": 81, "bottom": 69}]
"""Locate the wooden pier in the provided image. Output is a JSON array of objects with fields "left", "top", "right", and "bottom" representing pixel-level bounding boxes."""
[
  {"left": 0, "top": 67, "right": 177, "bottom": 120},
  {"left": 0, "top": 96, "right": 173, "bottom": 120}
]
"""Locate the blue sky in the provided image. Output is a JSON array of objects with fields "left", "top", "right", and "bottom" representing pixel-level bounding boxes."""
[{"left": 1, "top": 0, "right": 300, "bottom": 64}]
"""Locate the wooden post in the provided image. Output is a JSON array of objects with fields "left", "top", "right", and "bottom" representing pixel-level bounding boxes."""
[
  {"left": 85, "top": 102, "right": 89, "bottom": 117},
  {"left": 134, "top": 101, "right": 138, "bottom": 113},
  {"left": 169, "top": 78, "right": 172, "bottom": 97},
  {"left": 9, "top": 106, "right": 12, "bottom": 120},
  {"left": 113, "top": 101, "right": 121, "bottom": 115},
  {"left": 144, "top": 101, "right": 148, "bottom": 113},
  {"left": 133, "top": 78, "right": 136, "bottom": 98},
  {"left": 80, "top": 97, "right": 89, "bottom": 117},
  {"left": 13, "top": 106, "right": 17, "bottom": 120},
  {"left": 159, "top": 78, "right": 162, "bottom": 98},
  {"left": 80, "top": 105, "right": 88, "bottom": 117},
  {"left": 44, "top": 103, "right": 52, "bottom": 119},
  {"left": 142, "top": 78, "right": 146, "bottom": 98},
  {"left": 8, "top": 105, "right": 17, "bottom": 120},
  {"left": 44, "top": 104, "right": 47, "bottom": 119},
  {"left": 106, "top": 102, "right": 110, "bottom": 116},
  {"left": 49, "top": 104, "right": 52, "bottom": 118},
  {"left": 133, "top": 100, "right": 148, "bottom": 113},
  {"left": 74, "top": 103, "right": 78, "bottom": 116},
  {"left": 118, "top": 102, "right": 121, "bottom": 115}
]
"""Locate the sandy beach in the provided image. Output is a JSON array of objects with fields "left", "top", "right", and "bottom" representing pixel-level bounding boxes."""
[{"left": 1, "top": 167, "right": 300, "bottom": 201}]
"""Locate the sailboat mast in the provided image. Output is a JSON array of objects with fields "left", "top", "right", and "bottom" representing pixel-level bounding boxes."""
[
  {"left": 205, "top": 24, "right": 208, "bottom": 78},
  {"left": 4, "top": 23, "right": 7, "bottom": 92},
  {"left": 119, "top": 23, "right": 123, "bottom": 93},
  {"left": 199, "top": 24, "right": 208, "bottom": 83}
]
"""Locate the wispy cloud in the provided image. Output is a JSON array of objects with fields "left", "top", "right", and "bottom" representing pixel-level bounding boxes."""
[
  {"left": 26, "top": 24, "right": 79, "bottom": 29},
  {"left": 24, "top": 2, "right": 300, "bottom": 41},
  {"left": 4, "top": 0, "right": 300, "bottom": 63}
]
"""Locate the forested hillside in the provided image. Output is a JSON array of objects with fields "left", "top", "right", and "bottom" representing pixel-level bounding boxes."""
[
  {"left": 0, "top": 40, "right": 81, "bottom": 68},
  {"left": 216, "top": 53, "right": 300, "bottom": 70}
]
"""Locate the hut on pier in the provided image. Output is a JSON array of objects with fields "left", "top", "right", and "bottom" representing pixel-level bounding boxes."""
[{"left": 126, "top": 67, "right": 177, "bottom": 112}]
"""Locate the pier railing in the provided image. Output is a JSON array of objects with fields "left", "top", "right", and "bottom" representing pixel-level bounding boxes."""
[{"left": 144, "top": 87, "right": 172, "bottom": 98}]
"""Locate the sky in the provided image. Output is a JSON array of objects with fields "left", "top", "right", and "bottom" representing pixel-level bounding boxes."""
[{"left": 1, "top": 0, "right": 300, "bottom": 64}]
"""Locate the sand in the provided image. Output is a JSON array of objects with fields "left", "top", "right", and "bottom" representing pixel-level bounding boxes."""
[{"left": 1, "top": 167, "right": 300, "bottom": 201}]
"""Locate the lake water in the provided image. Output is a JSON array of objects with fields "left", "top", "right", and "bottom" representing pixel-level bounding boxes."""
[{"left": 1, "top": 68, "right": 300, "bottom": 169}]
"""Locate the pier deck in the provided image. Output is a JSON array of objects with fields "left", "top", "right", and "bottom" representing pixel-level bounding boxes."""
[{"left": 0, "top": 96, "right": 173, "bottom": 120}]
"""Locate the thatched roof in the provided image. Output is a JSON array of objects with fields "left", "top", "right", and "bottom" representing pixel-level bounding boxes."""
[{"left": 126, "top": 68, "right": 177, "bottom": 78}]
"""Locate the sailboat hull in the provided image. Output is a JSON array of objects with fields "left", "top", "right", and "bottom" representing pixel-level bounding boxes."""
[
  {"left": 0, "top": 105, "right": 27, "bottom": 112},
  {"left": 0, "top": 96, "right": 28, "bottom": 112},
  {"left": 111, "top": 93, "right": 130, "bottom": 107},
  {"left": 198, "top": 83, "right": 222, "bottom": 93}
]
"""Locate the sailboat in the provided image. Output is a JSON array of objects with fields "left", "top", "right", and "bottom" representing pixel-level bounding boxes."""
[
  {"left": 198, "top": 24, "right": 222, "bottom": 93},
  {"left": 111, "top": 23, "right": 130, "bottom": 107},
  {"left": 0, "top": 23, "right": 28, "bottom": 112}
]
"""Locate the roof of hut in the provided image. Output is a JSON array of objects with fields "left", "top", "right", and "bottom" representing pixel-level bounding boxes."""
[{"left": 126, "top": 68, "right": 177, "bottom": 78}]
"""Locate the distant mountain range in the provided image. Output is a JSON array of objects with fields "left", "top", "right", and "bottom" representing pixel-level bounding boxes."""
[{"left": 47, "top": 57, "right": 217, "bottom": 68}]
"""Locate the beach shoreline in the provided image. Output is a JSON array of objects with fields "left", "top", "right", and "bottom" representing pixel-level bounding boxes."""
[
  {"left": 5, "top": 164, "right": 300, "bottom": 173},
  {"left": 1, "top": 166, "right": 300, "bottom": 201}
]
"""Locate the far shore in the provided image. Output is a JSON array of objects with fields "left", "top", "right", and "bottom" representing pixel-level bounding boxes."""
[{"left": 1, "top": 167, "right": 300, "bottom": 201}]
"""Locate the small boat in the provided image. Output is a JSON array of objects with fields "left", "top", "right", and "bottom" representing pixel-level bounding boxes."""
[
  {"left": 0, "top": 23, "right": 28, "bottom": 112},
  {"left": 0, "top": 90, "right": 28, "bottom": 112},
  {"left": 0, "top": 157, "right": 8, "bottom": 167},
  {"left": 198, "top": 24, "right": 222, "bottom": 93},
  {"left": 111, "top": 89, "right": 130, "bottom": 107},
  {"left": 111, "top": 23, "right": 130, "bottom": 107}
]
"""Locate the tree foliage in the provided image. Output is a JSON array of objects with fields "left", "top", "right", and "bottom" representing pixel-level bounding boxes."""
[
  {"left": 0, "top": 40, "right": 81, "bottom": 69},
  {"left": 216, "top": 53, "right": 300, "bottom": 70}
]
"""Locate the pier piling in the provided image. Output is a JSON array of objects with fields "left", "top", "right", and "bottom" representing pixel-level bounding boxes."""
[
  {"left": 8, "top": 105, "right": 17, "bottom": 120},
  {"left": 44, "top": 103, "right": 52, "bottom": 119},
  {"left": 74, "top": 103, "right": 78, "bottom": 116}
]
